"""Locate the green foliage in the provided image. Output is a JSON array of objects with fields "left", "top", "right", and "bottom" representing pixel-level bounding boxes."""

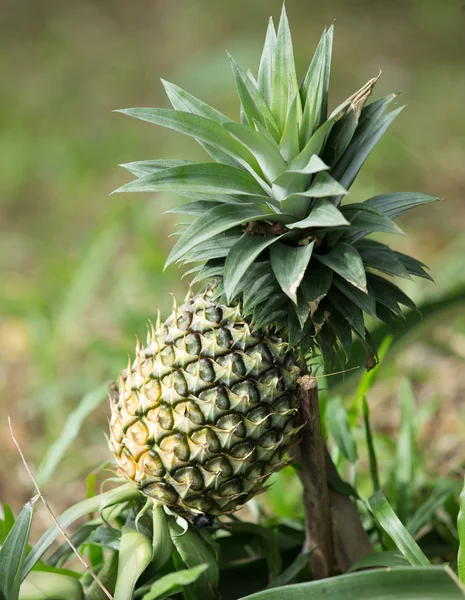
[{"left": 116, "top": 6, "right": 439, "bottom": 366}]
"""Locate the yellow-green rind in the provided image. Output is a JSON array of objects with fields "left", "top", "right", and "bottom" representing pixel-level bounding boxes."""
[{"left": 108, "top": 293, "right": 301, "bottom": 517}]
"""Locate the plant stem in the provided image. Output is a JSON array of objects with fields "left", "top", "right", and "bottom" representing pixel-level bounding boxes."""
[
  {"left": 293, "top": 375, "right": 373, "bottom": 579},
  {"left": 294, "top": 374, "right": 334, "bottom": 579}
]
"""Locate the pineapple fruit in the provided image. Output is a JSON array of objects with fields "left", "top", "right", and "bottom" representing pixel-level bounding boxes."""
[{"left": 109, "top": 6, "right": 436, "bottom": 518}]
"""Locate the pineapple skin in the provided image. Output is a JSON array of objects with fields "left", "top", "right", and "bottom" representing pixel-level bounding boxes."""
[{"left": 108, "top": 293, "right": 302, "bottom": 517}]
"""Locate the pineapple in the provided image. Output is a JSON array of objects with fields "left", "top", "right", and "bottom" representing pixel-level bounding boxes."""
[{"left": 109, "top": 6, "right": 436, "bottom": 518}]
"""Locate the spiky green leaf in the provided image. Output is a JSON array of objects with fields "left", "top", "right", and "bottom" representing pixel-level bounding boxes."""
[
  {"left": 270, "top": 241, "right": 314, "bottom": 304},
  {"left": 224, "top": 234, "right": 283, "bottom": 301},
  {"left": 115, "top": 162, "right": 265, "bottom": 197},
  {"left": 115, "top": 108, "right": 263, "bottom": 177},
  {"left": 341, "top": 203, "right": 403, "bottom": 236},
  {"left": 355, "top": 239, "right": 410, "bottom": 279},
  {"left": 287, "top": 199, "right": 350, "bottom": 230},
  {"left": 328, "top": 288, "right": 365, "bottom": 337},
  {"left": 333, "top": 276, "right": 377, "bottom": 317},
  {"left": 224, "top": 122, "right": 286, "bottom": 185},
  {"left": 316, "top": 242, "right": 367, "bottom": 292},
  {"left": 166, "top": 203, "right": 274, "bottom": 267},
  {"left": 228, "top": 54, "right": 280, "bottom": 140},
  {"left": 270, "top": 5, "right": 298, "bottom": 131},
  {"left": 120, "top": 159, "right": 196, "bottom": 177},
  {"left": 332, "top": 104, "right": 404, "bottom": 199},
  {"left": 365, "top": 192, "right": 440, "bottom": 219},
  {"left": 299, "top": 26, "right": 333, "bottom": 145},
  {"left": 257, "top": 17, "right": 276, "bottom": 105}
]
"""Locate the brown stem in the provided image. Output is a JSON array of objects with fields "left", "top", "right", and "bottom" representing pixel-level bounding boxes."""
[
  {"left": 293, "top": 375, "right": 334, "bottom": 579},
  {"left": 292, "top": 375, "right": 373, "bottom": 579}
]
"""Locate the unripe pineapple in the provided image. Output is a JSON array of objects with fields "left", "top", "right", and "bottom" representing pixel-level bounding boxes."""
[
  {"left": 109, "top": 293, "right": 301, "bottom": 516},
  {"left": 111, "top": 6, "right": 436, "bottom": 517}
]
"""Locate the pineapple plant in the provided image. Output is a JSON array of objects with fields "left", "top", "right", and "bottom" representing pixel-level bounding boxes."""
[{"left": 109, "top": 6, "right": 437, "bottom": 522}]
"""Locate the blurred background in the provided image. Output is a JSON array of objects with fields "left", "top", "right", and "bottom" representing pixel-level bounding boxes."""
[{"left": 1, "top": 0, "right": 465, "bottom": 525}]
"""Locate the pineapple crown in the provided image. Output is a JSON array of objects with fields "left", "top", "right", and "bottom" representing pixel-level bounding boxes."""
[{"left": 114, "top": 5, "right": 438, "bottom": 367}]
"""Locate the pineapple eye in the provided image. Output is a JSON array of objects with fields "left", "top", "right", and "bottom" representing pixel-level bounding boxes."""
[
  {"left": 172, "top": 466, "right": 204, "bottom": 491},
  {"left": 184, "top": 332, "right": 201, "bottom": 356},
  {"left": 218, "top": 478, "right": 242, "bottom": 497},
  {"left": 205, "top": 305, "right": 223, "bottom": 324},
  {"left": 231, "top": 380, "right": 259, "bottom": 404},
  {"left": 215, "top": 327, "right": 233, "bottom": 348},
  {"left": 230, "top": 441, "right": 255, "bottom": 459}
]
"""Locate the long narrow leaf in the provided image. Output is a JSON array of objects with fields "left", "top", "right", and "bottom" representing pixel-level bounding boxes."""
[
  {"left": 368, "top": 490, "right": 430, "bottom": 567},
  {"left": 257, "top": 18, "right": 276, "bottom": 105},
  {"left": 228, "top": 55, "right": 280, "bottom": 140},
  {"left": 224, "top": 234, "right": 283, "bottom": 302},
  {"left": 270, "top": 5, "right": 298, "bottom": 132},
  {"left": 316, "top": 242, "right": 367, "bottom": 292},
  {"left": 115, "top": 108, "right": 262, "bottom": 176},
  {"left": 270, "top": 242, "right": 314, "bottom": 304},
  {"left": 224, "top": 123, "right": 286, "bottom": 185},
  {"left": 22, "top": 484, "right": 140, "bottom": 580},
  {"left": 114, "top": 163, "right": 265, "bottom": 196},
  {"left": 141, "top": 564, "right": 208, "bottom": 600},
  {"left": 0, "top": 498, "right": 36, "bottom": 600},
  {"left": 365, "top": 192, "right": 440, "bottom": 219},
  {"left": 166, "top": 203, "right": 274, "bottom": 267},
  {"left": 239, "top": 567, "right": 464, "bottom": 599},
  {"left": 114, "top": 528, "right": 152, "bottom": 600},
  {"left": 37, "top": 385, "right": 107, "bottom": 486}
]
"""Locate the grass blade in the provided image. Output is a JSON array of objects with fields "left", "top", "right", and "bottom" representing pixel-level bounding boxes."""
[
  {"left": 368, "top": 490, "right": 430, "bottom": 567},
  {"left": 36, "top": 384, "right": 107, "bottom": 486},
  {"left": 362, "top": 397, "right": 380, "bottom": 492}
]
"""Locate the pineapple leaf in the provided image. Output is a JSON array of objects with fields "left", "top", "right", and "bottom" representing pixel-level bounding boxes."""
[
  {"left": 166, "top": 203, "right": 274, "bottom": 267},
  {"left": 328, "top": 310, "right": 353, "bottom": 361},
  {"left": 223, "top": 122, "right": 287, "bottom": 185},
  {"left": 297, "top": 171, "right": 348, "bottom": 198},
  {"left": 168, "top": 201, "right": 222, "bottom": 216},
  {"left": 270, "top": 4, "right": 298, "bottom": 132},
  {"left": 299, "top": 26, "right": 333, "bottom": 146},
  {"left": 296, "top": 264, "right": 333, "bottom": 326},
  {"left": 287, "top": 199, "right": 350, "bottom": 229},
  {"left": 115, "top": 108, "right": 264, "bottom": 178},
  {"left": 270, "top": 241, "right": 314, "bottom": 304},
  {"left": 322, "top": 74, "right": 380, "bottom": 167},
  {"left": 316, "top": 242, "right": 367, "bottom": 292},
  {"left": 333, "top": 275, "right": 377, "bottom": 318},
  {"left": 328, "top": 287, "right": 366, "bottom": 337},
  {"left": 272, "top": 154, "right": 329, "bottom": 199},
  {"left": 355, "top": 239, "right": 411, "bottom": 279},
  {"left": 280, "top": 173, "right": 347, "bottom": 218},
  {"left": 341, "top": 203, "right": 403, "bottom": 237},
  {"left": 228, "top": 54, "right": 280, "bottom": 140},
  {"left": 376, "top": 302, "right": 405, "bottom": 330},
  {"left": 394, "top": 251, "right": 433, "bottom": 281},
  {"left": 162, "top": 79, "right": 233, "bottom": 123},
  {"left": 368, "top": 273, "right": 417, "bottom": 311},
  {"left": 161, "top": 79, "right": 241, "bottom": 169},
  {"left": 285, "top": 97, "right": 351, "bottom": 194},
  {"left": 332, "top": 103, "right": 405, "bottom": 200},
  {"left": 120, "top": 159, "right": 196, "bottom": 177},
  {"left": 257, "top": 17, "right": 276, "bottom": 106},
  {"left": 224, "top": 233, "right": 284, "bottom": 302},
  {"left": 182, "top": 231, "right": 243, "bottom": 264},
  {"left": 114, "top": 163, "right": 265, "bottom": 197},
  {"left": 365, "top": 192, "right": 440, "bottom": 219},
  {"left": 279, "top": 92, "right": 301, "bottom": 162}
]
